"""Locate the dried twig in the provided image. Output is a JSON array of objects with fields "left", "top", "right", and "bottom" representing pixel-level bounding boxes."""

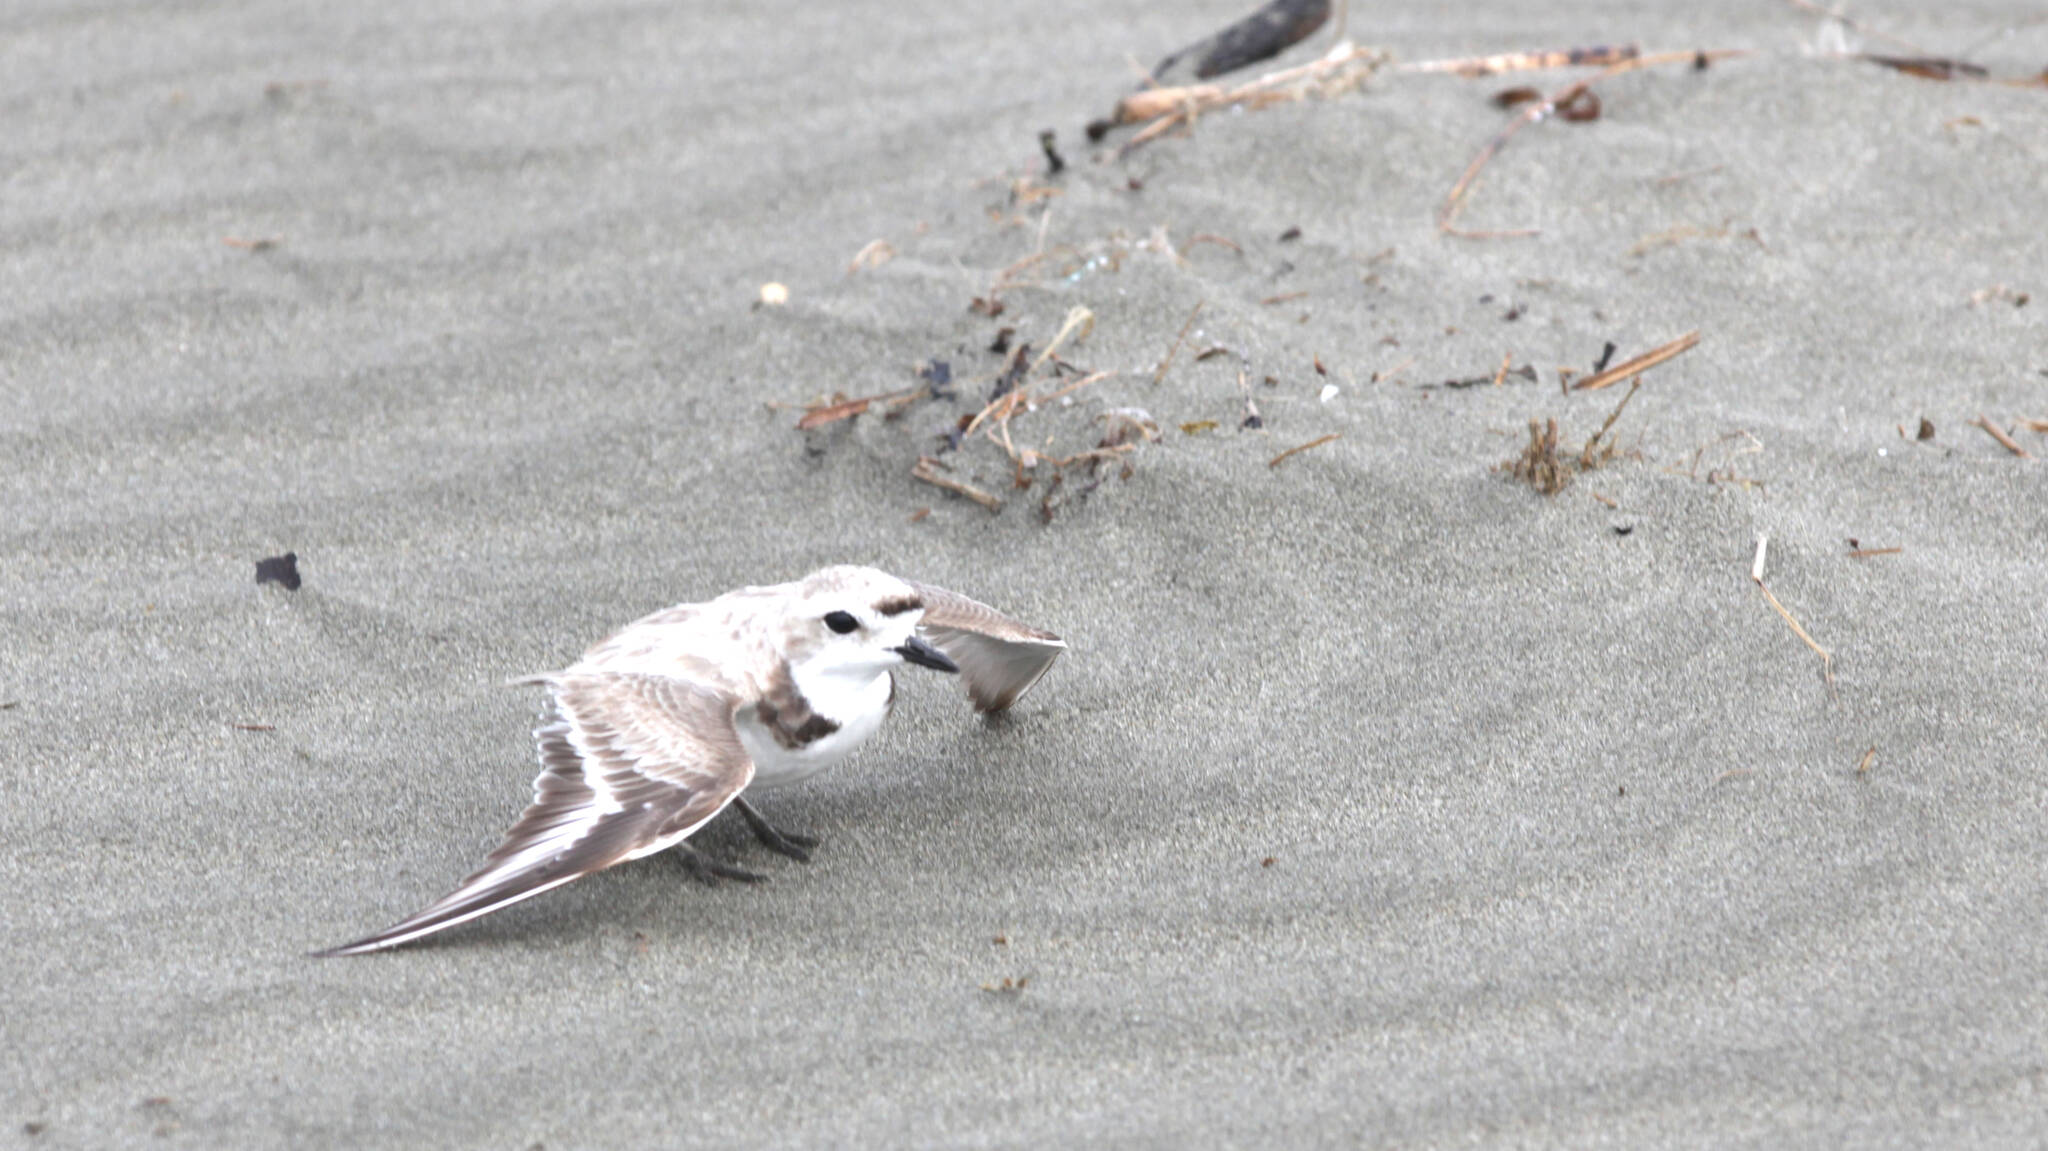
[
  {"left": 1856, "top": 746, "right": 1876, "bottom": 775},
  {"left": 1974, "top": 414, "right": 2032, "bottom": 458},
  {"left": 1579, "top": 376, "right": 1642, "bottom": 466},
  {"left": 797, "top": 387, "right": 921, "bottom": 430},
  {"left": 1154, "top": 301, "right": 1205, "bottom": 385},
  {"left": 1269, "top": 432, "right": 1341, "bottom": 468},
  {"left": 1751, "top": 533, "right": 1833, "bottom": 684},
  {"left": 912, "top": 456, "right": 1002, "bottom": 511},
  {"left": 1398, "top": 44, "right": 1640, "bottom": 77},
  {"left": 1573, "top": 330, "right": 1700, "bottom": 391}
]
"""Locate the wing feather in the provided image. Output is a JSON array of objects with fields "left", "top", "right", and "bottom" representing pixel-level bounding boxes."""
[
  {"left": 313, "top": 675, "right": 752, "bottom": 957},
  {"left": 908, "top": 581, "right": 1067, "bottom": 713}
]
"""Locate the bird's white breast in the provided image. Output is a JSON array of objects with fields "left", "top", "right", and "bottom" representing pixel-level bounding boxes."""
[{"left": 738, "top": 669, "right": 893, "bottom": 789}]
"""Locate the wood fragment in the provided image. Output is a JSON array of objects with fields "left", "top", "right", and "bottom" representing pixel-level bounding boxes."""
[
  {"left": 222, "top": 236, "right": 280, "bottom": 251},
  {"left": 1974, "top": 414, "right": 2032, "bottom": 458},
  {"left": 908, "top": 507, "right": 931, "bottom": 523},
  {"left": 912, "top": 456, "right": 1002, "bottom": 511},
  {"left": 1589, "top": 491, "right": 1618, "bottom": 508},
  {"left": 1269, "top": 432, "right": 1341, "bottom": 468},
  {"left": 1855, "top": 746, "right": 1876, "bottom": 776},
  {"left": 1847, "top": 547, "right": 1901, "bottom": 559},
  {"left": 1154, "top": 301, "right": 1205, "bottom": 385},
  {"left": 230, "top": 723, "right": 275, "bottom": 732},
  {"left": 1260, "top": 290, "right": 1309, "bottom": 305},
  {"left": 1573, "top": 330, "right": 1699, "bottom": 391},
  {"left": 797, "top": 387, "right": 921, "bottom": 430},
  {"left": 1750, "top": 533, "right": 1833, "bottom": 683},
  {"left": 1399, "top": 44, "right": 1640, "bottom": 77},
  {"left": 1578, "top": 377, "right": 1642, "bottom": 466}
]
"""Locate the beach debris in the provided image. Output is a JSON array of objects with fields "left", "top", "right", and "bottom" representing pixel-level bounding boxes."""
[
  {"left": 1238, "top": 369, "right": 1264, "bottom": 428},
  {"left": 230, "top": 723, "right": 275, "bottom": 732},
  {"left": 757, "top": 281, "right": 790, "bottom": 307},
  {"left": 1751, "top": 533, "right": 1833, "bottom": 684},
  {"left": 1182, "top": 234, "right": 1245, "bottom": 261},
  {"left": 1968, "top": 284, "right": 2031, "bottom": 308},
  {"left": 1029, "top": 306, "right": 1096, "bottom": 375},
  {"left": 795, "top": 370, "right": 942, "bottom": 429},
  {"left": 1973, "top": 414, "right": 2032, "bottom": 457},
  {"left": 1153, "top": 301, "right": 1205, "bottom": 385},
  {"left": 1917, "top": 418, "right": 1936, "bottom": 440},
  {"left": 1509, "top": 419, "right": 1570, "bottom": 494},
  {"left": 1493, "top": 86, "right": 1542, "bottom": 108},
  {"left": 1279, "top": 226, "right": 1302, "bottom": 242},
  {"left": 1439, "top": 50, "right": 1748, "bottom": 237},
  {"left": 1856, "top": 747, "right": 1877, "bottom": 775},
  {"left": 1592, "top": 341, "right": 1618, "bottom": 373},
  {"left": 987, "top": 326, "right": 1015, "bottom": 354},
  {"left": 1038, "top": 129, "right": 1066, "bottom": 175},
  {"left": 23, "top": 1121, "right": 48, "bottom": 1136},
  {"left": 255, "top": 552, "right": 301, "bottom": 591},
  {"left": 1861, "top": 55, "right": 1988, "bottom": 82},
  {"left": 1151, "top": 0, "right": 1330, "bottom": 84},
  {"left": 908, "top": 507, "right": 931, "bottom": 523},
  {"left": 912, "top": 456, "right": 1002, "bottom": 512},
  {"left": 0, "top": 701, "right": 18, "bottom": 710},
  {"left": 1433, "top": 361, "right": 1537, "bottom": 389},
  {"left": 1403, "top": 45, "right": 1640, "bottom": 78},
  {"left": 1572, "top": 330, "right": 1699, "bottom": 391},
  {"left": 1613, "top": 523, "right": 1634, "bottom": 536},
  {"left": 846, "top": 239, "right": 895, "bottom": 276},
  {"left": 1269, "top": 432, "right": 1341, "bottom": 468},
  {"left": 1506, "top": 376, "right": 1643, "bottom": 494},
  {"left": 1847, "top": 543, "right": 1902, "bottom": 558},
  {"left": 1092, "top": 39, "right": 1392, "bottom": 151},
  {"left": 1556, "top": 89, "right": 1602, "bottom": 121},
  {"left": 919, "top": 360, "right": 955, "bottom": 399},
  {"left": 1261, "top": 856, "right": 1277, "bottom": 867},
  {"left": 1180, "top": 420, "right": 1220, "bottom": 435},
  {"left": 980, "top": 975, "right": 1031, "bottom": 995},
  {"left": 1261, "top": 290, "right": 1309, "bottom": 306},
  {"left": 1096, "top": 407, "right": 1161, "bottom": 450},
  {"left": 1318, "top": 383, "right": 1339, "bottom": 402},
  {"left": 969, "top": 295, "right": 1005, "bottom": 318},
  {"left": 222, "top": 235, "right": 280, "bottom": 251},
  {"left": 989, "top": 343, "right": 1032, "bottom": 403}
]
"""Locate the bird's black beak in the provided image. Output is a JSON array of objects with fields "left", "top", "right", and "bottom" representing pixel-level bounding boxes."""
[{"left": 894, "top": 635, "right": 958, "bottom": 673}]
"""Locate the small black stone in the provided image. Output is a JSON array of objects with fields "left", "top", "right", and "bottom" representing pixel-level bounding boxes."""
[{"left": 255, "top": 552, "right": 301, "bottom": 591}]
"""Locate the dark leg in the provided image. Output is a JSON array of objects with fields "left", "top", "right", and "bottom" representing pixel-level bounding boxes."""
[
  {"left": 732, "top": 796, "right": 818, "bottom": 862},
  {"left": 674, "top": 844, "right": 767, "bottom": 886}
]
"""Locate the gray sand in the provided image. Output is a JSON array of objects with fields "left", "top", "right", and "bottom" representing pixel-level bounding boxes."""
[{"left": 5, "top": 1, "right": 2046, "bottom": 1146}]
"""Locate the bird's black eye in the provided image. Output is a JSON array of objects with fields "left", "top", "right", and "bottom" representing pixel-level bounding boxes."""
[{"left": 823, "top": 610, "right": 860, "bottom": 634}]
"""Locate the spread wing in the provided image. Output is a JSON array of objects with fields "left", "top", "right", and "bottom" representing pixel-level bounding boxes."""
[
  {"left": 314, "top": 674, "right": 753, "bottom": 956},
  {"left": 908, "top": 581, "right": 1067, "bottom": 713}
]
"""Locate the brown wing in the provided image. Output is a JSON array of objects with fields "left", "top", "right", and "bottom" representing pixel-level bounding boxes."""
[
  {"left": 907, "top": 581, "right": 1067, "bottom": 713},
  {"left": 314, "top": 674, "right": 752, "bottom": 957}
]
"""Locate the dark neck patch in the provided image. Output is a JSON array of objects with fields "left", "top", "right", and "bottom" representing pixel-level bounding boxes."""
[{"left": 755, "top": 666, "right": 841, "bottom": 750}]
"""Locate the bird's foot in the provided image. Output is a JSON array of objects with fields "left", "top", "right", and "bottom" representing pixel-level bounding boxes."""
[
  {"left": 732, "top": 796, "right": 818, "bottom": 862},
  {"left": 675, "top": 845, "right": 767, "bottom": 886}
]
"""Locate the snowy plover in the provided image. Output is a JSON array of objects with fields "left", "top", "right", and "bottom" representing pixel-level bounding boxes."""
[{"left": 315, "top": 566, "right": 1064, "bottom": 956}]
